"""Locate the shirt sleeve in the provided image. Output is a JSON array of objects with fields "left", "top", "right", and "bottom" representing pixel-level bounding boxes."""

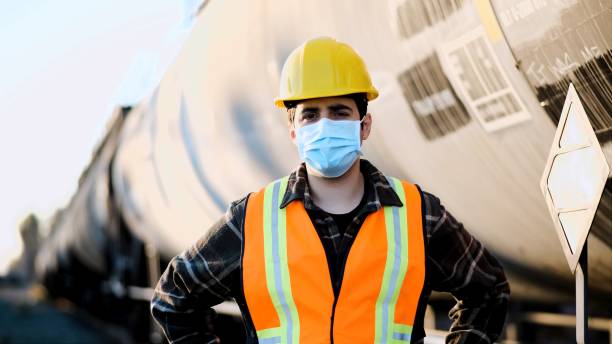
[
  {"left": 422, "top": 192, "right": 510, "bottom": 344},
  {"left": 150, "top": 196, "right": 248, "bottom": 344}
]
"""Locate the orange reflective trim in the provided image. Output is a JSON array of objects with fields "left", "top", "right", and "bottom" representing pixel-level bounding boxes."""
[
  {"left": 285, "top": 201, "right": 334, "bottom": 343},
  {"left": 243, "top": 188, "right": 280, "bottom": 331},
  {"left": 394, "top": 182, "right": 426, "bottom": 326},
  {"left": 333, "top": 210, "right": 388, "bottom": 344}
]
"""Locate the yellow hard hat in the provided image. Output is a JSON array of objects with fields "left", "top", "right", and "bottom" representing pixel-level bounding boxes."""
[{"left": 274, "top": 37, "right": 379, "bottom": 108}]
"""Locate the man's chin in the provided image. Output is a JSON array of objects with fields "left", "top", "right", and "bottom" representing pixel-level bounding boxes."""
[{"left": 305, "top": 160, "right": 359, "bottom": 179}]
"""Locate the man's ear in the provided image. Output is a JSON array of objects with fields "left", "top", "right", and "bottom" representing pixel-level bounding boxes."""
[
  {"left": 361, "top": 113, "right": 372, "bottom": 141},
  {"left": 288, "top": 116, "right": 297, "bottom": 145}
]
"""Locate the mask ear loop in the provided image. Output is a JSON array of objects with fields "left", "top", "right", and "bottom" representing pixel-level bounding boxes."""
[
  {"left": 358, "top": 116, "right": 367, "bottom": 145},
  {"left": 359, "top": 115, "right": 368, "bottom": 134},
  {"left": 359, "top": 115, "right": 366, "bottom": 129}
]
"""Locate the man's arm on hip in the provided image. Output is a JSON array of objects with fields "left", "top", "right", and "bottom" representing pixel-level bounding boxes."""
[
  {"left": 150, "top": 196, "right": 248, "bottom": 343},
  {"left": 423, "top": 192, "right": 510, "bottom": 344}
]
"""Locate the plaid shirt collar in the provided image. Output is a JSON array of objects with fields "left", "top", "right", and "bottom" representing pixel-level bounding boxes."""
[{"left": 279, "top": 159, "right": 403, "bottom": 210}]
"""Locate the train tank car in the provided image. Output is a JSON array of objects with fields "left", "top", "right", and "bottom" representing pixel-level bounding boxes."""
[
  {"left": 112, "top": 0, "right": 612, "bottom": 298},
  {"left": 34, "top": 108, "right": 157, "bottom": 342},
  {"left": 36, "top": 0, "right": 611, "bottom": 342}
]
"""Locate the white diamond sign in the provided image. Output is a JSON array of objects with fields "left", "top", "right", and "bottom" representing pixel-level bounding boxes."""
[{"left": 540, "top": 83, "right": 610, "bottom": 272}]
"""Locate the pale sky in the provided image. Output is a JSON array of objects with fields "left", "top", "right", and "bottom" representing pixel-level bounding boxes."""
[{"left": 0, "top": 0, "right": 200, "bottom": 274}]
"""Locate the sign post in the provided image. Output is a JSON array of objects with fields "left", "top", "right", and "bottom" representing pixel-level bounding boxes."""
[
  {"left": 540, "top": 83, "right": 609, "bottom": 344},
  {"left": 575, "top": 245, "right": 588, "bottom": 343}
]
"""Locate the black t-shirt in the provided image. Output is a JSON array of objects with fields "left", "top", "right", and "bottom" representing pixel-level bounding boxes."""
[
  {"left": 305, "top": 174, "right": 372, "bottom": 296},
  {"left": 325, "top": 182, "right": 369, "bottom": 235}
]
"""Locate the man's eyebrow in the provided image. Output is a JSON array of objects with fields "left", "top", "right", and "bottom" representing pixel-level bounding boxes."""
[
  {"left": 300, "top": 107, "right": 320, "bottom": 113},
  {"left": 328, "top": 104, "right": 352, "bottom": 112}
]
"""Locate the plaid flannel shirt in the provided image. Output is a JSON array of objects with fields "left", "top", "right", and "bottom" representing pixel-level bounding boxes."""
[{"left": 151, "top": 160, "right": 510, "bottom": 343}]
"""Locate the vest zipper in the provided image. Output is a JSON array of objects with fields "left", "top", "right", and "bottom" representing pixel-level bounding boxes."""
[
  {"left": 326, "top": 203, "right": 373, "bottom": 342},
  {"left": 330, "top": 294, "right": 339, "bottom": 344},
  {"left": 329, "top": 239, "right": 353, "bottom": 344}
]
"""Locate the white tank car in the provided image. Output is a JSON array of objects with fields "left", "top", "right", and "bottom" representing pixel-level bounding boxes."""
[{"left": 111, "top": 0, "right": 611, "bottom": 301}]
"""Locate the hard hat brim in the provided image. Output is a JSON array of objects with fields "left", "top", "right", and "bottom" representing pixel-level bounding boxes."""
[{"left": 275, "top": 89, "right": 379, "bottom": 109}]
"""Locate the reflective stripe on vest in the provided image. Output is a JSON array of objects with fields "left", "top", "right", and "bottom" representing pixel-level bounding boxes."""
[{"left": 243, "top": 176, "right": 425, "bottom": 343}]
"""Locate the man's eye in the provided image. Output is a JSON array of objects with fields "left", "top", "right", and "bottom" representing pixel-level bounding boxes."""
[
  {"left": 334, "top": 112, "right": 350, "bottom": 117},
  {"left": 302, "top": 113, "right": 317, "bottom": 120}
]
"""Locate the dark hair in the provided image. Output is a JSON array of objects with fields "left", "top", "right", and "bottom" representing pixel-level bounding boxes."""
[{"left": 286, "top": 93, "right": 368, "bottom": 123}]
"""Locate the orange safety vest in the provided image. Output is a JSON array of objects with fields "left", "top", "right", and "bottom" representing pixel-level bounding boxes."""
[{"left": 243, "top": 176, "right": 425, "bottom": 343}]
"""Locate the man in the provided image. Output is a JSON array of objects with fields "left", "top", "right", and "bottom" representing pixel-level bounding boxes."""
[{"left": 151, "top": 37, "right": 510, "bottom": 343}]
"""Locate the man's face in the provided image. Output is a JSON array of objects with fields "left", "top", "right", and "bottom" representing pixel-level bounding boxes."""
[{"left": 288, "top": 96, "right": 372, "bottom": 144}]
